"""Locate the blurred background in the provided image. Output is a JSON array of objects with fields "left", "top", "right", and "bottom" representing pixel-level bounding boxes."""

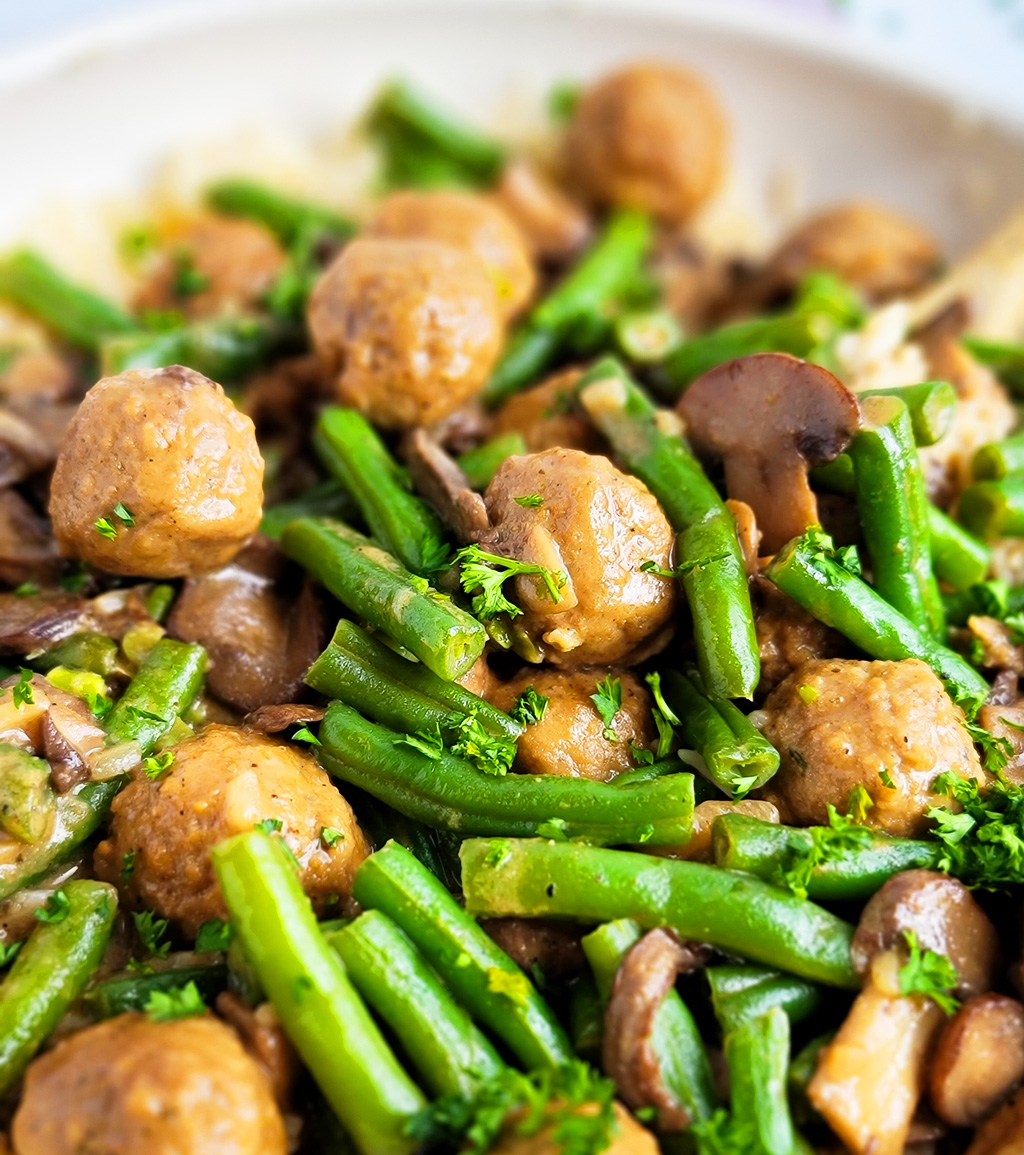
[{"left": 1, "top": 0, "right": 1023, "bottom": 127}]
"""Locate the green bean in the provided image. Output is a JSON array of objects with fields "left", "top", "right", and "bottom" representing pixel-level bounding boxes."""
[
  {"left": 614, "top": 309, "right": 684, "bottom": 364},
  {"left": 352, "top": 840, "right": 573, "bottom": 1071},
  {"left": 974, "top": 433, "right": 1024, "bottom": 480},
  {"left": 787, "top": 1033, "right": 833, "bottom": 1128},
  {"left": 205, "top": 178, "right": 355, "bottom": 247},
  {"left": 963, "top": 335, "right": 1024, "bottom": 395},
  {"left": 314, "top": 407, "right": 449, "bottom": 575},
  {"left": 318, "top": 700, "right": 694, "bottom": 846},
  {"left": 576, "top": 357, "right": 759, "bottom": 699},
  {"left": 661, "top": 670, "right": 778, "bottom": 798},
  {"left": 707, "top": 966, "right": 821, "bottom": 1035},
  {"left": 260, "top": 479, "right": 359, "bottom": 541},
  {"left": 0, "top": 745, "right": 54, "bottom": 843},
  {"left": 763, "top": 528, "right": 990, "bottom": 713},
  {"left": 306, "top": 620, "right": 521, "bottom": 740},
  {"left": 928, "top": 506, "right": 992, "bottom": 591},
  {"left": 461, "top": 839, "right": 858, "bottom": 988},
  {"left": 456, "top": 433, "right": 527, "bottom": 490},
  {"left": 0, "top": 880, "right": 117, "bottom": 1091},
  {"left": 144, "top": 583, "right": 176, "bottom": 624},
  {"left": 570, "top": 975, "right": 603, "bottom": 1060},
  {"left": 83, "top": 963, "right": 228, "bottom": 1020},
  {"left": 213, "top": 830, "right": 424, "bottom": 1155},
  {"left": 483, "top": 211, "right": 653, "bottom": 406},
  {"left": 0, "top": 249, "right": 138, "bottom": 351},
  {"left": 582, "top": 918, "right": 716, "bottom": 1128},
  {"left": 726, "top": 1006, "right": 802, "bottom": 1155},
  {"left": 31, "top": 631, "right": 119, "bottom": 677},
  {"left": 0, "top": 638, "right": 206, "bottom": 902},
  {"left": 858, "top": 381, "right": 956, "bottom": 447},
  {"left": 326, "top": 910, "right": 505, "bottom": 1097},
  {"left": 281, "top": 517, "right": 484, "bottom": 681},
  {"left": 711, "top": 813, "right": 936, "bottom": 901},
  {"left": 959, "top": 477, "right": 1024, "bottom": 538},
  {"left": 849, "top": 395, "right": 944, "bottom": 635}
]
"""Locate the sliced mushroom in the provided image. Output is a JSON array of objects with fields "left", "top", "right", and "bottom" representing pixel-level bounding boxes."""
[
  {"left": 930, "top": 994, "right": 1024, "bottom": 1128},
  {"left": 0, "top": 491, "right": 62, "bottom": 589},
  {"left": 0, "top": 408, "right": 54, "bottom": 486},
  {"left": 244, "top": 704, "right": 326, "bottom": 735},
  {"left": 0, "top": 592, "right": 86, "bottom": 656},
  {"left": 403, "top": 428, "right": 490, "bottom": 544},
  {"left": 492, "top": 158, "right": 592, "bottom": 264},
  {"left": 602, "top": 929, "right": 711, "bottom": 1131},
  {"left": 810, "top": 870, "right": 999, "bottom": 1155},
  {"left": 678, "top": 352, "right": 861, "bottom": 553},
  {"left": 968, "top": 1084, "right": 1024, "bottom": 1155},
  {"left": 167, "top": 538, "right": 327, "bottom": 713},
  {"left": 39, "top": 687, "right": 109, "bottom": 792}
]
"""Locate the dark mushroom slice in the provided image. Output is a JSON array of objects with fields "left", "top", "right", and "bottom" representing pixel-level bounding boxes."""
[
  {"left": 930, "top": 994, "right": 1024, "bottom": 1128},
  {"left": 810, "top": 869, "right": 999, "bottom": 1155},
  {"left": 678, "top": 352, "right": 861, "bottom": 554},
  {"left": 403, "top": 428, "right": 490, "bottom": 544},
  {"left": 0, "top": 591, "right": 86, "bottom": 656},
  {"left": 479, "top": 918, "right": 584, "bottom": 978},
  {"left": 0, "top": 492, "right": 63, "bottom": 590},
  {"left": 244, "top": 704, "right": 326, "bottom": 735},
  {"left": 167, "top": 538, "right": 328, "bottom": 714},
  {"left": 40, "top": 687, "right": 109, "bottom": 792},
  {"left": 492, "top": 158, "right": 592, "bottom": 265},
  {"left": 968, "top": 1084, "right": 1024, "bottom": 1155},
  {"left": 0, "top": 408, "right": 55, "bottom": 486}
]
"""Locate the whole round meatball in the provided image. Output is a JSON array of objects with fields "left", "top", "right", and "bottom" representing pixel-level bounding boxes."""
[
  {"left": 490, "top": 368, "right": 605, "bottom": 454},
  {"left": 307, "top": 237, "right": 503, "bottom": 430},
  {"left": 367, "top": 190, "right": 535, "bottom": 319},
  {"left": 564, "top": 63, "right": 728, "bottom": 223},
  {"left": 484, "top": 448, "right": 677, "bottom": 668},
  {"left": 94, "top": 725, "right": 368, "bottom": 936},
  {"left": 12, "top": 1013, "right": 286, "bottom": 1155},
  {"left": 134, "top": 216, "right": 286, "bottom": 320},
  {"left": 758, "top": 658, "right": 986, "bottom": 837},
  {"left": 764, "top": 203, "right": 938, "bottom": 301},
  {"left": 489, "top": 668, "right": 657, "bottom": 780},
  {"left": 49, "top": 366, "right": 263, "bottom": 579}
]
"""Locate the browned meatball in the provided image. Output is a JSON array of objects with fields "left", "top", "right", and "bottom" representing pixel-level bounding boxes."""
[
  {"left": 94, "top": 725, "right": 368, "bottom": 936},
  {"left": 564, "top": 63, "right": 727, "bottom": 223},
  {"left": 308, "top": 237, "right": 503, "bottom": 430},
  {"left": 489, "top": 668, "right": 657, "bottom": 780},
  {"left": 12, "top": 1013, "right": 286, "bottom": 1155},
  {"left": 763, "top": 203, "right": 939, "bottom": 301},
  {"left": 49, "top": 366, "right": 263, "bottom": 579},
  {"left": 484, "top": 449, "right": 677, "bottom": 668},
  {"left": 367, "top": 190, "right": 536, "bottom": 319},
  {"left": 134, "top": 216, "right": 286, "bottom": 320},
  {"left": 758, "top": 659, "right": 986, "bottom": 837},
  {"left": 490, "top": 368, "right": 605, "bottom": 454},
  {"left": 489, "top": 1103, "right": 658, "bottom": 1155}
]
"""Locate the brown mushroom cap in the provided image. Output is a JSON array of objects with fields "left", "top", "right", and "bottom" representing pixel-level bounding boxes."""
[
  {"left": 678, "top": 352, "right": 861, "bottom": 554},
  {"left": 850, "top": 869, "right": 999, "bottom": 998}
]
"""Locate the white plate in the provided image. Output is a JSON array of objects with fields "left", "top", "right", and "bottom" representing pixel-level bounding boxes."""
[{"left": 0, "top": 0, "right": 1022, "bottom": 260}]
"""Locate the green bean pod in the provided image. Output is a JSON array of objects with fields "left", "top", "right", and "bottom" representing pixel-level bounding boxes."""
[
  {"left": 352, "top": 840, "right": 573, "bottom": 1071},
  {"left": 711, "top": 813, "right": 936, "bottom": 901},
  {"left": 461, "top": 839, "right": 858, "bottom": 988},
  {"left": 974, "top": 433, "right": 1024, "bottom": 480},
  {"left": 927, "top": 506, "right": 992, "bottom": 591},
  {"left": 963, "top": 336, "right": 1024, "bottom": 396},
  {"left": 325, "top": 910, "right": 506, "bottom": 1097},
  {"left": 83, "top": 963, "right": 229, "bottom": 1020},
  {"left": 260, "top": 478, "right": 359, "bottom": 541},
  {"left": 764, "top": 529, "right": 990, "bottom": 713},
  {"left": 318, "top": 700, "right": 694, "bottom": 846},
  {"left": 213, "top": 830, "right": 424, "bottom": 1155},
  {"left": 0, "top": 880, "right": 117, "bottom": 1091},
  {"left": 576, "top": 356, "right": 759, "bottom": 699},
  {"left": 849, "top": 395, "right": 945, "bottom": 635},
  {"left": 306, "top": 620, "right": 520, "bottom": 740},
  {"left": 661, "top": 670, "right": 779, "bottom": 797},
  {"left": 456, "top": 433, "right": 528, "bottom": 490},
  {"left": 31, "top": 632, "right": 119, "bottom": 677},
  {"left": 958, "top": 477, "right": 1024, "bottom": 539},
  {"left": 281, "top": 517, "right": 484, "bottom": 681},
  {"left": 726, "top": 1006, "right": 803, "bottom": 1155},
  {"left": 707, "top": 965, "right": 821, "bottom": 1035},
  {"left": 858, "top": 381, "right": 956, "bottom": 447},
  {"left": 206, "top": 178, "right": 354, "bottom": 246},
  {"left": 314, "top": 407, "right": 449, "bottom": 575},
  {"left": 582, "top": 919, "right": 716, "bottom": 1128}
]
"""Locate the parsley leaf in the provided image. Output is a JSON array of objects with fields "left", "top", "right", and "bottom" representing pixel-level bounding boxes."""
[
  {"left": 645, "top": 671, "right": 680, "bottom": 758},
  {"left": 692, "top": 1108, "right": 757, "bottom": 1155},
  {"left": 963, "top": 718, "right": 1013, "bottom": 774},
  {"left": 132, "top": 910, "right": 170, "bottom": 960},
  {"left": 94, "top": 517, "right": 118, "bottom": 540},
  {"left": 511, "top": 686, "right": 549, "bottom": 727},
  {"left": 630, "top": 743, "right": 655, "bottom": 767},
  {"left": 879, "top": 769, "right": 896, "bottom": 789},
  {"left": 773, "top": 803, "right": 875, "bottom": 900},
  {"left": 846, "top": 783, "right": 874, "bottom": 824},
  {"left": 452, "top": 711, "right": 517, "bottom": 776},
  {"left": 34, "top": 890, "right": 71, "bottom": 924},
  {"left": 292, "top": 726, "right": 321, "bottom": 746},
  {"left": 254, "top": 818, "right": 283, "bottom": 835},
  {"left": 143, "top": 751, "right": 174, "bottom": 779},
  {"left": 590, "top": 676, "right": 622, "bottom": 742},
  {"left": 394, "top": 723, "right": 445, "bottom": 760},
  {"left": 195, "top": 918, "right": 232, "bottom": 953},
  {"left": 536, "top": 817, "right": 569, "bottom": 840},
  {"left": 639, "top": 553, "right": 730, "bottom": 579},
  {"left": 12, "top": 581, "right": 39, "bottom": 597},
  {"left": 456, "top": 544, "right": 565, "bottom": 620},
  {"left": 144, "top": 979, "right": 207, "bottom": 1022},
  {"left": 0, "top": 941, "right": 21, "bottom": 968},
  {"left": 514, "top": 494, "right": 544, "bottom": 508},
  {"left": 320, "top": 826, "right": 346, "bottom": 848},
  {"left": 11, "top": 668, "right": 33, "bottom": 709},
  {"left": 121, "top": 849, "right": 136, "bottom": 885},
  {"left": 899, "top": 929, "right": 960, "bottom": 1015},
  {"left": 112, "top": 502, "right": 135, "bottom": 527},
  {"left": 925, "top": 772, "right": 1024, "bottom": 887}
]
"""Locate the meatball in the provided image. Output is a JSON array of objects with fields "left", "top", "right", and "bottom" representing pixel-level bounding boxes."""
[
  {"left": 564, "top": 63, "right": 727, "bottom": 223},
  {"left": 489, "top": 668, "right": 657, "bottom": 780},
  {"left": 307, "top": 237, "right": 503, "bottom": 430},
  {"left": 489, "top": 1102, "right": 658, "bottom": 1155},
  {"left": 758, "top": 659, "right": 986, "bottom": 837},
  {"left": 754, "top": 577, "right": 847, "bottom": 697},
  {"left": 484, "top": 448, "right": 677, "bottom": 668},
  {"left": 762, "top": 203, "right": 939, "bottom": 301},
  {"left": 367, "top": 190, "right": 535, "bottom": 319},
  {"left": 12, "top": 1013, "right": 286, "bottom": 1155},
  {"left": 490, "top": 368, "right": 605, "bottom": 454},
  {"left": 94, "top": 725, "right": 368, "bottom": 936},
  {"left": 49, "top": 366, "right": 263, "bottom": 579},
  {"left": 134, "top": 216, "right": 286, "bottom": 320}
]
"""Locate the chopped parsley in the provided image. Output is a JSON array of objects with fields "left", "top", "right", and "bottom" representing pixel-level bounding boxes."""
[
  {"left": 879, "top": 769, "right": 896, "bottom": 790},
  {"left": 142, "top": 751, "right": 175, "bottom": 779},
  {"left": 963, "top": 718, "right": 1013, "bottom": 774},
  {"left": 926, "top": 771, "right": 1024, "bottom": 887},
  {"left": 639, "top": 553, "right": 730, "bottom": 579},
  {"left": 145, "top": 980, "right": 207, "bottom": 1022},
  {"left": 395, "top": 723, "right": 445, "bottom": 760},
  {"left": 590, "top": 675, "right": 622, "bottom": 743},
  {"left": 60, "top": 565, "right": 88, "bottom": 594},
  {"left": 514, "top": 494, "right": 544, "bottom": 508},
  {"left": 898, "top": 929, "right": 960, "bottom": 1015},
  {"left": 536, "top": 817, "right": 569, "bottom": 841},
  {"left": 94, "top": 517, "right": 118, "bottom": 540},
  {"left": 456, "top": 544, "right": 565, "bottom": 620},
  {"left": 511, "top": 686, "right": 549, "bottom": 727},
  {"left": 692, "top": 1108, "right": 757, "bottom": 1155},
  {"left": 452, "top": 712, "right": 517, "bottom": 776},
  {"left": 292, "top": 726, "right": 321, "bottom": 746},
  {"left": 846, "top": 783, "right": 874, "bottom": 824},
  {"left": 34, "top": 889, "right": 71, "bottom": 924},
  {"left": 195, "top": 918, "right": 233, "bottom": 953},
  {"left": 773, "top": 803, "right": 875, "bottom": 901},
  {"left": 254, "top": 818, "right": 284, "bottom": 835},
  {"left": 125, "top": 705, "right": 166, "bottom": 725},
  {"left": 645, "top": 671, "right": 680, "bottom": 758},
  {"left": 12, "top": 581, "right": 39, "bottom": 598},
  {"left": 132, "top": 910, "right": 170, "bottom": 960},
  {"left": 12, "top": 669, "right": 33, "bottom": 709},
  {"left": 112, "top": 502, "right": 135, "bottom": 527},
  {"left": 171, "top": 250, "right": 210, "bottom": 297},
  {"left": 320, "top": 826, "right": 346, "bottom": 848},
  {"left": 0, "top": 941, "right": 21, "bottom": 968},
  {"left": 121, "top": 850, "right": 136, "bottom": 885}
]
